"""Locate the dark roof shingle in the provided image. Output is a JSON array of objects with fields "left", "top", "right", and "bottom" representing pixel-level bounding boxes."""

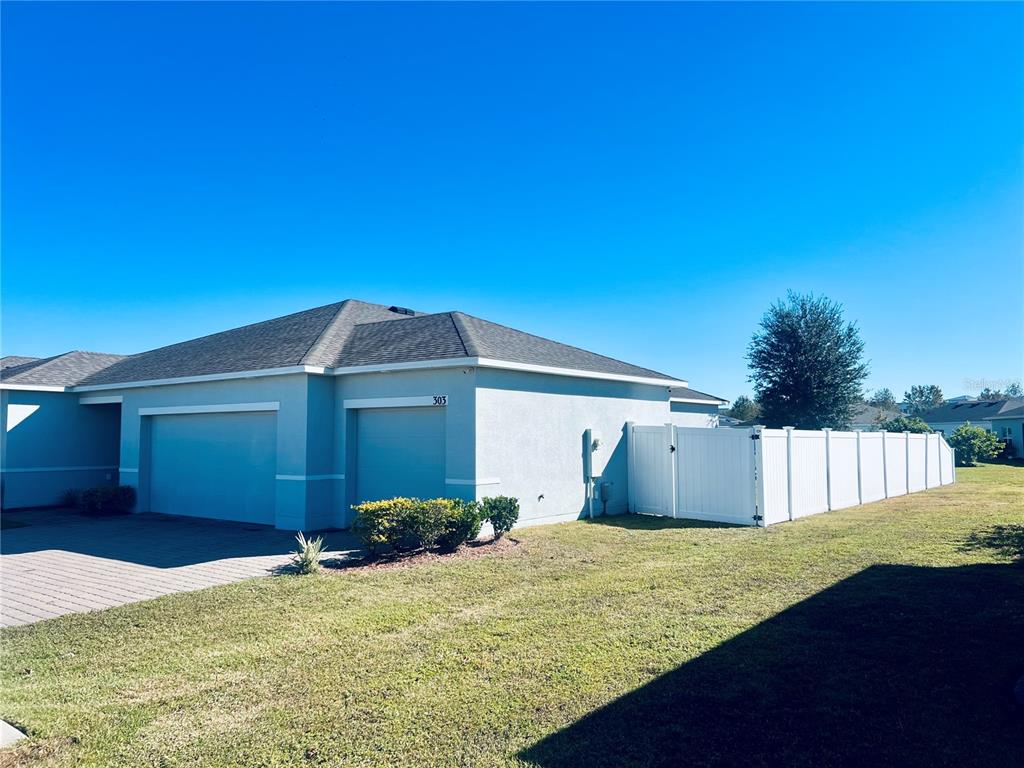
[
  {"left": 1, "top": 352, "right": 127, "bottom": 387},
  {"left": 40, "top": 299, "right": 681, "bottom": 387}
]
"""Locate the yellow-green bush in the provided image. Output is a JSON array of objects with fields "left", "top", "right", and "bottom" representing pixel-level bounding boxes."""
[{"left": 351, "top": 497, "right": 484, "bottom": 554}]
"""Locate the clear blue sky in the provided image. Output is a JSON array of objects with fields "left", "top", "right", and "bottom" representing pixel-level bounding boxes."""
[{"left": 2, "top": 2, "right": 1022, "bottom": 401}]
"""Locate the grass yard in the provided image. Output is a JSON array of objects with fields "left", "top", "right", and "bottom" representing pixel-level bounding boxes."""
[{"left": 1, "top": 464, "right": 1022, "bottom": 767}]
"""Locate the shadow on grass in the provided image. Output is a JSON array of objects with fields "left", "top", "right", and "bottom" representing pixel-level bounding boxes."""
[
  {"left": 584, "top": 514, "right": 744, "bottom": 532},
  {"left": 519, "top": 562, "right": 1024, "bottom": 768},
  {"left": 961, "top": 524, "right": 1024, "bottom": 561}
]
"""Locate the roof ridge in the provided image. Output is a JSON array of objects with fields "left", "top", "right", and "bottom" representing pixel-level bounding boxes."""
[
  {"left": 349, "top": 309, "right": 450, "bottom": 329},
  {"left": 448, "top": 312, "right": 476, "bottom": 357},
  {"left": 300, "top": 300, "right": 353, "bottom": 366}
]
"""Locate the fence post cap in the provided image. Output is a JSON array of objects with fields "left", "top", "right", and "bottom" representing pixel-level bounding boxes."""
[
  {"left": 822, "top": 427, "right": 832, "bottom": 432},
  {"left": 783, "top": 426, "right": 795, "bottom": 431}
]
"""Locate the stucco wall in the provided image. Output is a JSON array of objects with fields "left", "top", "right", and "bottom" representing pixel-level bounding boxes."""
[
  {"left": 475, "top": 369, "right": 671, "bottom": 526},
  {"left": 668, "top": 401, "right": 720, "bottom": 428},
  {"left": 1, "top": 390, "right": 120, "bottom": 508}
]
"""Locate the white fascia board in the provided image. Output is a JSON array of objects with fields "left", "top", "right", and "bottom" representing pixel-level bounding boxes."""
[
  {"left": 0, "top": 383, "right": 69, "bottom": 392},
  {"left": 71, "top": 365, "right": 324, "bottom": 393},
  {"left": 79, "top": 395, "right": 123, "bottom": 405},
  {"left": 670, "top": 397, "right": 726, "bottom": 405},
  {"left": 138, "top": 402, "right": 280, "bottom": 416}
]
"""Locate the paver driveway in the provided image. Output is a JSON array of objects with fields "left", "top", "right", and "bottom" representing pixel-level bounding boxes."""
[{"left": 0, "top": 509, "right": 357, "bottom": 627}]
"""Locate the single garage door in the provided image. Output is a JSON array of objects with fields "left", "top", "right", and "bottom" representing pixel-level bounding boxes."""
[
  {"left": 149, "top": 411, "right": 276, "bottom": 524},
  {"left": 356, "top": 407, "right": 446, "bottom": 503}
]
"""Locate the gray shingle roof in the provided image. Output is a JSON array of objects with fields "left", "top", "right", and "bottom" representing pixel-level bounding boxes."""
[
  {"left": 668, "top": 386, "right": 727, "bottom": 404},
  {"left": 0, "top": 352, "right": 127, "bottom": 387},
  {"left": 0, "top": 356, "right": 40, "bottom": 370},
  {"left": 336, "top": 311, "right": 675, "bottom": 380},
  {"left": 919, "top": 399, "right": 1022, "bottom": 423},
  {"left": 81, "top": 300, "right": 414, "bottom": 386},
  {"left": 47, "top": 299, "right": 678, "bottom": 387}
]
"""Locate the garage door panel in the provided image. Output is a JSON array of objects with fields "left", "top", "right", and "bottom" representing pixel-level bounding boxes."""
[
  {"left": 356, "top": 407, "right": 445, "bottom": 504},
  {"left": 150, "top": 412, "right": 276, "bottom": 524}
]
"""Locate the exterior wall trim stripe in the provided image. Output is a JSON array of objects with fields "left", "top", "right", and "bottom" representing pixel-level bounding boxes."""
[{"left": 276, "top": 474, "right": 345, "bottom": 481}]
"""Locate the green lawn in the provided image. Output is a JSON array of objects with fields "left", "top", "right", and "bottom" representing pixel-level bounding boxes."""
[{"left": 2, "top": 465, "right": 1022, "bottom": 768}]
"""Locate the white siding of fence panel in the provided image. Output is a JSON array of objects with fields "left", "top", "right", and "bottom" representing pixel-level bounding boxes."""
[
  {"left": 926, "top": 434, "right": 941, "bottom": 488},
  {"left": 859, "top": 432, "right": 886, "bottom": 503},
  {"left": 789, "top": 430, "right": 829, "bottom": 518},
  {"left": 828, "top": 431, "right": 861, "bottom": 510},
  {"left": 760, "top": 430, "right": 791, "bottom": 525},
  {"left": 939, "top": 439, "right": 955, "bottom": 485},
  {"left": 674, "top": 427, "right": 756, "bottom": 525},
  {"left": 631, "top": 426, "right": 671, "bottom": 515},
  {"left": 908, "top": 434, "right": 927, "bottom": 492},
  {"left": 885, "top": 433, "right": 908, "bottom": 496}
]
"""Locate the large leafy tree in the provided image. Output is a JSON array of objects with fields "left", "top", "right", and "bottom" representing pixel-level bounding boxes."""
[
  {"left": 747, "top": 292, "right": 868, "bottom": 429},
  {"left": 904, "top": 385, "right": 944, "bottom": 415},
  {"left": 866, "top": 388, "right": 897, "bottom": 409},
  {"left": 979, "top": 382, "right": 1022, "bottom": 399},
  {"left": 728, "top": 395, "right": 760, "bottom": 421}
]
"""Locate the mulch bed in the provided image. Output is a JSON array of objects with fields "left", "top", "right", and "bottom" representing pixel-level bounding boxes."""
[{"left": 323, "top": 536, "right": 521, "bottom": 573}]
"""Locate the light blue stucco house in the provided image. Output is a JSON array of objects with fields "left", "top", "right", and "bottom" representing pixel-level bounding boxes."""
[{"left": 1, "top": 299, "right": 725, "bottom": 529}]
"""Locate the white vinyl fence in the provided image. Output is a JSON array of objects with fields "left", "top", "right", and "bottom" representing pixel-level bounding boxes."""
[{"left": 627, "top": 424, "right": 955, "bottom": 527}]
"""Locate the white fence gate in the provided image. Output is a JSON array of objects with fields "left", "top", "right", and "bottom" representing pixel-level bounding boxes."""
[{"left": 627, "top": 423, "right": 956, "bottom": 527}]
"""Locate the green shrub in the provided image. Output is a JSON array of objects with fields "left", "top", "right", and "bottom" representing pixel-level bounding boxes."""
[
  {"left": 292, "top": 531, "right": 325, "bottom": 574},
  {"left": 877, "top": 415, "right": 932, "bottom": 434},
  {"left": 80, "top": 485, "right": 136, "bottom": 516},
  {"left": 949, "top": 422, "right": 1002, "bottom": 466},
  {"left": 352, "top": 497, "right": 484, "bottom": 554},
  {"left": 482, "top": 496, "right": 520, "bottom": 539},
  {"left": 352, "top": 497, "right": 416, "bottom": 554},
  {"left": 399, "top": 498, "right": 449, "bottom": 551},
  {"left": 437, "top": 500, "right": 483, "bottom": 552}
]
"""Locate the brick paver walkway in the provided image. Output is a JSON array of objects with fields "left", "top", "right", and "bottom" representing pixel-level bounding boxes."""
[{"left": 0, "top": 510, "right": 357, "bottom": 627}]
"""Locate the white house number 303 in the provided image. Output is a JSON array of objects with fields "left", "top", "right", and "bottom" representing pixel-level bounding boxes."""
[{"left": 433, "top": 395, "right": 448, "bottom": 406}]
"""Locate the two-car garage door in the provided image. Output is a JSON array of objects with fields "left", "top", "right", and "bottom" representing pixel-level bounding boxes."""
[{"left": 149, "top": 411, "right": 276, "bottom": 525}]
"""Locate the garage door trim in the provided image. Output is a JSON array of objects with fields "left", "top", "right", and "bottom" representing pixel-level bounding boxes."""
[{"left": 140, "top": 401, "right": 279, "bottom": 416}]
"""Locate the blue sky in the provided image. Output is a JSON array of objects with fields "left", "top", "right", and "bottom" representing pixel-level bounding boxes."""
[{"left": 2, "top": 2, "right": 1021, "bottom": 401}]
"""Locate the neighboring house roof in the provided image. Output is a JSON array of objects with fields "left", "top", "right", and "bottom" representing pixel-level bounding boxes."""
[
  {"left": 0, "top": 351, "right": 127, "bottom": 387},
  {"left": 0, "top": 356, "right": 40, "bottom": 370},
  {"left": 918, "top": 399, "right": 1021, "bottom": 424},
  {"left": 851, "top": 403, "right": 902, "bottom": 425},
  {"left": 63, "top": 299, "right": 679, "bottom": 388},
  {"left": 668, "top": 386, "right": 727, "bottom": 405},
  {"left": 979, "top": 399, "right": 1024, "bottom": 421}
]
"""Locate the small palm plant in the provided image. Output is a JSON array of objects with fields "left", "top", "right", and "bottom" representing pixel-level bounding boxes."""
[{"left": 292, "top": 531, "right": 325, "bottom": 574}]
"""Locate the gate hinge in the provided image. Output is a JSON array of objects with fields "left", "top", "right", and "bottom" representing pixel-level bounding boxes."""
[
  {"left": 752, "top": 514, "right": 763, "bottom": 522},
  {"left": 750, "top": 434, "right": 761, "bottom": 441}
]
